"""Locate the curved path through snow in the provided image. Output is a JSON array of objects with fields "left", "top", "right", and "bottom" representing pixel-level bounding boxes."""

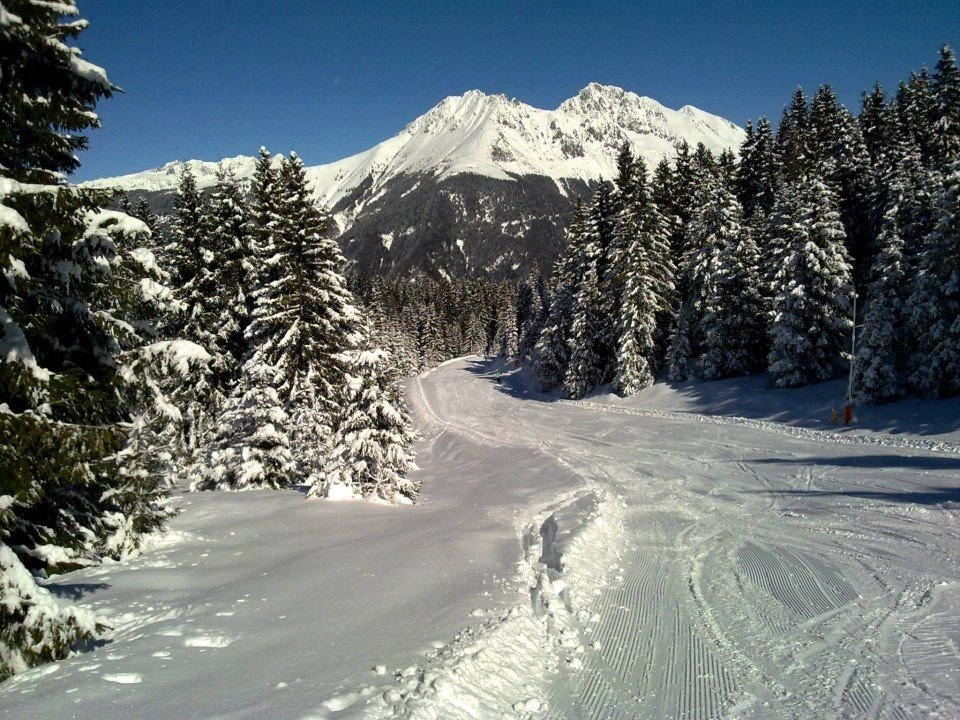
[
  {"left": 374, "top": 357, "right": 960, "bottom": 719},
  {"left": 3, "top": 357, "right": 959, "bottom": 719}
]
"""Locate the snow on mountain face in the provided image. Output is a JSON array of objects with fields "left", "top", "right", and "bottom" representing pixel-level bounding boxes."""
[
  {"left": 85, "top": 85, "right": 744, "bottom": 279},
  {"left": 83, "top": 84, "right": 744, "bottom": 205}
]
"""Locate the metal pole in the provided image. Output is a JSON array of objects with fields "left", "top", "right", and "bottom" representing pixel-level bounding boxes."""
[{"left": 846, "top": 290, "right": 857, "bottom": 405}]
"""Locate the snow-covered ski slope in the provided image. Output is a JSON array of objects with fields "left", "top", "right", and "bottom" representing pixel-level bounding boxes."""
[{"left": 3, "top": 358, "right": 960, "bottom": 719}]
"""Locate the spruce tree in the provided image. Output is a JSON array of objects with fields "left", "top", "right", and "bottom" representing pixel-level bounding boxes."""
[
  {"left": 564, "top": 186, "right": 615, "bottom": 397},
  {"left": 612, "top": 158, "right": 674, "bottom": 394},
  {"left": 700, "top": 192, "right": 765, "bottom": 380},
  {"left": 896, "top": 70, "right": 937, "bottom": 165},
  {"left": 310, "top": 348, "right": 419, "bottom": 502},
  {"left": 534, "top": 200, "right": 587, "bottom": 391},
  {"left": 906, "top": 165, "right": 960, "bottom": 397},
  {"left": 931, "top": 45, "right": 960, "bottom": 169},
  {"left": 665, "top": 302, "right": 695, "bottom": 382},
  {"left": 768, "top": 174, "right": 855, "bottom": 387},
  {"left": 776, "top": 87, "right": 810, "bottom": 182},
  {"left": 133, "top": 197, "right": 161, "bottom": 236},
  {"left": 683, "top": 174, "right": 728, "bottom": 353},
  {"left": 735, "top": 117, "right": 779, "bottom": 219},
  {"left": 0, "top": 0, "right": 115, "bottom": 184},
  {"left": 0, "top": 1, "right": 203, "bottom": 678},
  {"left": 854, "top": 202, "right": 904, "bottom": 404},
  {"left": 206, "top": 168, "right": 253, "bottom": 376}
]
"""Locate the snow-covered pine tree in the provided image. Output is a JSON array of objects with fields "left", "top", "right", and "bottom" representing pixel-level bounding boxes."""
[
  {"left": 807, "top": 85, "right": 875, "bottom": 281},
  {"left": 1, "top": 189, "right": 205, "bottom": 676},
  {"left": 496, "top": 286, "right": 519, "bottom": 358},
  {"left": 612, "top": 159, "right": 674, "bottom": 394},
  {"left": 906, "top": 165, "right": 960, "bottom": 397},
  {"left": 767, "top": 173, "right": 855, "bottom": 387},
  {"left": 198, "top": 151, "right": 369, "bottom": 489},
  {"left": 206, "top": 167, "right": 254, "bottom": 378},
  {"left": 0, "top": 1, "right": 206, "bottom": 677},
  {"left": 534, "top": 199, "right": 588, "bottom": 391},
  {"left": 665, "top": 302, "right": 695, "bottom": 382},
  {"left": 931, "top": 45, "right": 960, "bottom": 170},
  {"left": 133, "top": 197, "right": 161, "bottom": 236},
  {"left": 860, "top": 83, "right": 895, "bottom": 171},
  {"left": 683, "top": 173, "right": 728, "bottom": 355},
  {"left": 776, "top": 87, "right": 810, "bottom": 183},
  {"left": 699, "top": 191, "right": 765, "bottom": 380},
  {"left": 518, "top": 266, "right": 544, "bottom": 359},
  {"left": 589, "top": 181, "right": 619, "bottom": 380},
  {"left": 309, "top": 348, "right": 418, "bottom": 503},
  {"left": 853, "top": 201, "right": 904, "bottom": 404},
  {"left": 198, "top": 361, "right": 295, "bottom": 491},
  {"left": 564, "top": 185, "right": 615, "bottom": 397},
  {"left": 168, "top": 168, "right": 208, "bottom": 310},
  {"left": 605, "top": 143, "right": 639, "bottom": 310},
  {"left": 564, "top": 255, "right": 604, "bottom": 399},
  {"left": 896, "top": 69, "right": 937, "bottom": 167},
  {"left": 735, "top": 117, "right": 779, "bottom": 220}
]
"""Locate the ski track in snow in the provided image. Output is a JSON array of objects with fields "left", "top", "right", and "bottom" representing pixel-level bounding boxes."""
[
  {"left": 346, "top": 358, "right": 960, "bottom": 719},
  {"left": 3, "top": 357, "right": 959, "bottom": 719}
]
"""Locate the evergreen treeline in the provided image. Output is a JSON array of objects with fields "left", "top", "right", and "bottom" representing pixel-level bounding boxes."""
[
  {"left": 349, "top": 272, "right": 545, "bottom": 377},
  {"left": 0, "top": 1, "right": 416, "bottom": 679},
  {"left": 533, "top": 46, "right": 960, "bottom": 403}
]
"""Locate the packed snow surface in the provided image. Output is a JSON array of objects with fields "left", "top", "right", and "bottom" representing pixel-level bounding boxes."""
[
  {"left": 81, "top": 84, "right": 745, "bottom": 211},
  {"left": 3, "top": 358, "right": 959, "bottom": 718}
]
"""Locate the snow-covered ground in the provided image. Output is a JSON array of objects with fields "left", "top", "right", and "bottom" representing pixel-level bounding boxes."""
[{"left": 3, "top": 358, "right": 960, "bottom": 718}]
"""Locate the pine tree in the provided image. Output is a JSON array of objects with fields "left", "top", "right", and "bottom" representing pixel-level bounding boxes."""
[
  {"left": 768, "top": 174, "right": 855, "bottom": 387},
  {"left": 310, "top": 348, "right": 418, "bottom": 502},
  {"left": 896, "top": 70, "right": 937, "bottom": 165},
  {"left": 683, "top": 174, "right": 728, "bottom": 354},
  {"left": 906, "top": 165, "right": 960, "bottom": 397},
  {"left": 735, "top": 117, "right": 779, "bottom": 219},
  {"left": 0, "top": 0, "right": 115, "bottom": 184},
  {"left": 518, "top": 266, "right": 544, "bottom": 358},
  {"left": 700, "top": 193, "right": 765, "bottom": 380},
  {"left": 534, "top": 200, "right": 587, "bottom": 391},
  {"left": 860, "top": 83, "right": 895, "bottom": 170},
  {"left": 612, "top": 158, "right": 674, "bottom": 394},
  {"left": 1, "top": 2, "right": 203, "bottom": 677},
  {"left": 206, "top": 168, "right": 253, "bottom": 376},
  {"left": 665, "top": 302, "right": 694, "bottom": 382},
  {"left": 199, "top": 151, "right": 369, "bottom": 488},
  {"left": 807, "top": 86, "right": 875, "bottom": 281},
  {"left": 931, "top": 45, "right": 960, "bottom": 169},
  {"left": 197, "top": 364, "right": 295, "bottom": 491},
  {"left": 168, "top": 168, "right": 208, "bottom": 304},
  {"left": 777, "top": 87, "right": 810, "bottom": 182},
  {"left": 133, "top": 197, "right": 160, "bottom": 236},
  {"left": 854, "top": 202, "right": 904, "bottom": 404},
  {"left": 496, "top": 288, "right": 519, "bottom": 358},
  {"left": 564, "top": 256, "right": 604, "bottom": 398},
  {"left": 564, "top": 186, "right": 615, "bottom": 397}
]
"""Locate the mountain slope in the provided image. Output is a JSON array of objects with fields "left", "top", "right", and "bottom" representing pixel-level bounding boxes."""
[{"left": 85, "top": 84, "right": 745, "bottom": 278}]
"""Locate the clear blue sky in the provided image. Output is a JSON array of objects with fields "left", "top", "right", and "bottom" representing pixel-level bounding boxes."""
[{"left": 73, "top": 0, "right": 958, "bottom": 181}]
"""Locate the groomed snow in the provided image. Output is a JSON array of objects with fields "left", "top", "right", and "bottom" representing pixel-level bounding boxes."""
[{"left": 3, "top": 358, "right": 958, "bottom": 718}]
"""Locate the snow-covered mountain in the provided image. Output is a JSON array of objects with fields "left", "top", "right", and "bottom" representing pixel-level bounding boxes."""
[{"left": 85, "top": 84, "right": 745, "bottom": 278}]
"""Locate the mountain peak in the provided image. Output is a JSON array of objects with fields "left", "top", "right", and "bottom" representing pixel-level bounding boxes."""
[{"left": 83, "top": 85, "right": 744, "bottom": 200}]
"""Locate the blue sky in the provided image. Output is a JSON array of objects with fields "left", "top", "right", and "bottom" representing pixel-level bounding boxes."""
[{"left": 74, "top": 0, "right": 958, "bottom": 181}]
